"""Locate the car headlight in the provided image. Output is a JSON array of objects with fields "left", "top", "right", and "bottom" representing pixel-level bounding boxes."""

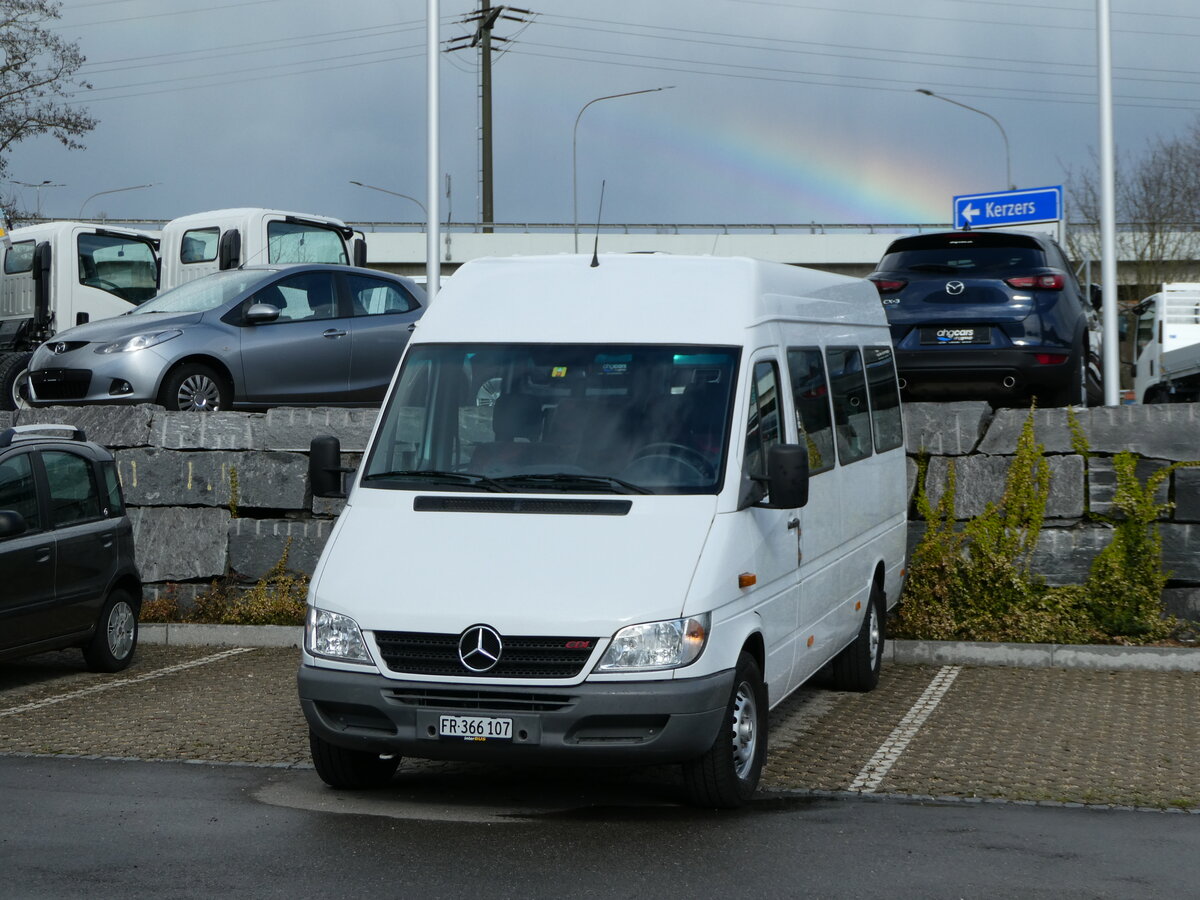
[
  {"left": 306, "top": 606, "right": 372, "bottom": 663},
  {"left": 95, "top": 330, "right": 182, "bottom": 354},
  {"left": 597, "top": 614, "right": 709, "bottom": 671}
]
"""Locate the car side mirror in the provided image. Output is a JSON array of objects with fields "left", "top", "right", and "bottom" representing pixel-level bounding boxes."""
[
  {"left": 310, "top": 434, "right": 352, "bottom": 499},
  {"left": 1089, "top": 284, "right": 1103, "bottom": 312},
  {"left": 739, "top": 443, "right": 810, "bottom": 510},
  {"left": 0, "top": 510, "right": 28, "bottom": 538},
  {"left": 244, "top": 302, "right": 282, "bottom": 325}
]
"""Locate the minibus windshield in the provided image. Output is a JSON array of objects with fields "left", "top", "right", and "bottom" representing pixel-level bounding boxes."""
[{"left": 363, "top": 343, "right": 740, "bottom": 495}]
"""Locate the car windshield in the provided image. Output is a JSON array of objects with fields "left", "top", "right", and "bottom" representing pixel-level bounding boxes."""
[
  {"left": 130, "top": 269, "right": 273, "bottom": 315},
  {"left": 363, "top": 343, "right": 740, "bottom": 495},
  {"left": 880, "top": 235, "right": 1045, "bottom": 275}
]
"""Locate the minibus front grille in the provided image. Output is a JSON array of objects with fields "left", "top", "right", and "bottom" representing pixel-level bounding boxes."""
[
  {"left": 385, "top": 688, "right": 576, "bottom": 712},
  {"left": 375, "top": 631, "right": 598, "bottom": 678},
  {"left": 413, "top": 496, "right": 632, "bottom": 515}
]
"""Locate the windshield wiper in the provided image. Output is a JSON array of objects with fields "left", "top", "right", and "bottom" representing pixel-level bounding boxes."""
[
  {"left": 361, "top": 469, "right": 507, "bottom": 492},
  {"left": 491, "top": 472, "right": 653, "bottom": 495}
]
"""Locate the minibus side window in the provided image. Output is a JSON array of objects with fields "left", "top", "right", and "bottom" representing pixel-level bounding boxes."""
[
  {"left": 864, "top": 346, "right": 903, "bottom": 453},
  {"left": 825, "top": 347, "right": 873, "bottom": 465},
  {"left": 743, "top": 359, "right": 783, "bottom": 481},
  {"left": 785, "top": 348, "right": 835, "bottom": 475}
]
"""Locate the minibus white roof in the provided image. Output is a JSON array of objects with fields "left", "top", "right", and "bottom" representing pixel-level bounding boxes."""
[{"left": 417, "top": 254, "right": 887, "bottom": 346}]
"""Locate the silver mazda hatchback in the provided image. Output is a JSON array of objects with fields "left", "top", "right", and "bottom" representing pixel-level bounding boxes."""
[{"left": 27, "top": 264, "right": 425, "bottom": 411}]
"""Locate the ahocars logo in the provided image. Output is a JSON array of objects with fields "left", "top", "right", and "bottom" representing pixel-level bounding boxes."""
[{"left": 936, "top": 328, "right": 975, "bottom": 343}]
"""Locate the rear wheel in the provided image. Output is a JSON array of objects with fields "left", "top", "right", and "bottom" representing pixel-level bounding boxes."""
[
  {"left": 0, "top": 352, "right": 33, "bottom": 411},
  {"left": 829, "top": 584, "right": 885, "bottom": 693},
  {"left": 682, "top": 652, "right": 767, "bottom": 808},
  {"left": 157, "top": 363, "right": 230, "bottom": 412},
  {"left": 83, "top": 589, "right": 139, "bottom": 672},
  {"left": 309, "top": 730, "right": 400, "bottom": 789}
]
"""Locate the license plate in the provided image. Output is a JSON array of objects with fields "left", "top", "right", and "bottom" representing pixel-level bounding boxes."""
[
  {"left": 922, "top": 326, "right": 987, "bottom": 345},
  {"left": 438, "top": 715, "right": 513, "bottom": 741}
]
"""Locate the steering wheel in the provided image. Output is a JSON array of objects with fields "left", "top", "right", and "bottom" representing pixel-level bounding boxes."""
[
  {"left": 629, "top": 442, "right": 715, "bottom": 480},
  {"left": 83, "top": 278, "right": 122, "bottom": 293}
]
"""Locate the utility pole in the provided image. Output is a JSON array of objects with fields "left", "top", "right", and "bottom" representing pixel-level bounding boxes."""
[{"left": 447, "top": 5, "right": 534, "bottom": 233}]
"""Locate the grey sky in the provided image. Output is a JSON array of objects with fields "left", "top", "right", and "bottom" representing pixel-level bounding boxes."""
[{"left": 6, "top": 0, "right": 1197, "bottom": 227}]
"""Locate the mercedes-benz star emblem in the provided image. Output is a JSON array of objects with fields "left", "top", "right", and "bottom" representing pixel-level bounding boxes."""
[
  {"left": 945, "top": 281, "right": 965, "bottom": 295},
  {"left": 457, "top": 624, "right": 503, "bottom": 673}
]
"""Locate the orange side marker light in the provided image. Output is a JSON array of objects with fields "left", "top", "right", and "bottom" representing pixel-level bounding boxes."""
[{"left": 738, "top": 573, "right": 757, "bottom": 589}]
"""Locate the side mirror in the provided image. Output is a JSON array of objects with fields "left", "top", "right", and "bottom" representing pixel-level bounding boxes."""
[
  {"left": 1089, "top": 283, "right": 1103, "bottom": 312},
  {"left": 758, "top": 443, "right": 810, "bottom": 510},
  {"left": 352, "top": 237, "right": 367, "bottom": 268},
  {"left": 218, "top": 228, "right": 242, "bottom": 270},
  {"left": 0, "top": 510, "right": 28, "bottom": 539},
  {"left": 243, "top": 302, "right": 282, "bottom": 325},
  {"left": 310, "top": 434, "right": 350, "bottom": 499}
]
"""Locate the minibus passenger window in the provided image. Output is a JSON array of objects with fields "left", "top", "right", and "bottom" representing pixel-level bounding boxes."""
[
  {"left": 786, "top": 348, "right": 835, "bottom": 474},
  {"left": 825, "top": 347, "right": 872, "bottom": 465},
  {"left": 743, "top": 360, "right": 782, "bottom": 481},
  {"left": 864, "top": 346, "right": 903, "bottom": 453}
]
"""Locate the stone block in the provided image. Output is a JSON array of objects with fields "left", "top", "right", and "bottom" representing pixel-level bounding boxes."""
[
  {"left": 1161, "top": 524, "right": 1200, "bottom": 582},
  {"left": 15, "top": 404, "right": 155, "bottom": 448},
  {"left": 152, "top": 410, "right": 264, "bottom": 450},
  {"left": 261, "top": 407, "right": 380, "bottom": 452},
  {"left": 1087, "top": 457, "right": 1170, "bottom": 518},
  {"left": 979, "top": 404, "right": 1200, "bottom": 461},
  {"left": 128, "top": 506, "right": 230, "bottom": 582},
  {"left": 1163, "top": 587, "right": 1200, "bottom": 622},
  {"left": 906, "top": 456, "right": 918, "bottom": 509},
  {"left": 902, "top": 401, "right": 992, "bottom": 456},
  {"left": 0, "top": 411, "right": 13, "bottom": 430},
  {"left": 1175, "top": 468, "right": 1200, "bottom": 522},
  {"left": 924, "top": 454, "right": 1083, "bottom": 520},
  {"left": 1030, "top": 525, "right": 1114, "bottom": 586},
  {"left": 115, "top": 449, "right": 308, "bottom": 510},
  {"left": 227, "top": 518, "right": 333, "bottom": 580}
]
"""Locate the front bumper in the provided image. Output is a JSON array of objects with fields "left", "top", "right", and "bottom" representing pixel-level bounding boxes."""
[
  {"left": 298, "top": 664, "right": 734, "bottom": 765},
  {"left": 28, "top": 349, "right": 169, "bottom": 405}
]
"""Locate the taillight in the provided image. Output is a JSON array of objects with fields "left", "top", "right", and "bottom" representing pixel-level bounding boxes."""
[
  {"left": 1034, "top": 353, "right": 1069, "bottom": 365},
  {"left": 1005, "top": 274, "right": 1065, "bottom": 290},
  {"left": 870, "top": 278, "right": 907, "bottom": 293}
]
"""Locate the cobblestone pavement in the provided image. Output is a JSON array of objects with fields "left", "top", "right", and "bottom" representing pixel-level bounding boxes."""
[{"left": 2, "top": 647, "right": 1197, "bottom": 810}]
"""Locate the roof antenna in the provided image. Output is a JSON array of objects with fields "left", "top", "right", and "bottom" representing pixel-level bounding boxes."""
[{"left": 590, "top": 179, "right": 606, "bottom": 268}]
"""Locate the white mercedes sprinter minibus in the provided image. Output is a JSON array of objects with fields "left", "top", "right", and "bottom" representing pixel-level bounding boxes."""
[{"left": 299, "top": 254, "right": 908, "bottom": 807}]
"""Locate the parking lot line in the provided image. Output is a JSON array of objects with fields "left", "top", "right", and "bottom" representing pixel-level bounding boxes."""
[
  {"left": 849, "top": 665, "right": 962, "bottom": 793},
  {"left": 0, "top": 648, "right": 254, "bottom": 720}
]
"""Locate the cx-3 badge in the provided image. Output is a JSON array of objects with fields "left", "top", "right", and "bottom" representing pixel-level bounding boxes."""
[
  {"left": 457, "top": 624, "right": 503, "bottom": 672},
  {"left": 945, "top": 281, "right": 965, "bottom": 295}
]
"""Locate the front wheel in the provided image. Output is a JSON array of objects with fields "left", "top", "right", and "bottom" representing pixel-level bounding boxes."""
[
  {"left": 83, "top": 589, "right": 139, "bottom": 672},
  {"left": 157, "top": 363, "right": 230, "bottom": 412},
  {"left": 309, "top": 730, "right": 400, "bottom": 789},
  {"left": 682, "top": 652, "right": 767, "bottom": 808},
  {"left": 0, "top": 352, "right": 33, "bottom": 411}
]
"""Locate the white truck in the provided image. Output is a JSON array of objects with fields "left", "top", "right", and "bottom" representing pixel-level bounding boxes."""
[
  {"left": 0, "top": 209, "right": 367, "bottom": 409},
  {"left": 1130, "top": 283, "right": 1200, "bottom": 404}
]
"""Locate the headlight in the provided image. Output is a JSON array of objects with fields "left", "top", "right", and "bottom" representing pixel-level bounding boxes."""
[
  {"left": 306, "top": 606, "right": 372, "bottom": 663},
  {"left": 95, "top": 330, "right": 182, "bottom": 354},
  {"left": 597, "top": 614, "right": 709, "bottom": 671}
]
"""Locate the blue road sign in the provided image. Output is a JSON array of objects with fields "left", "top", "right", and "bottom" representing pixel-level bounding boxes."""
[{"left": 952, "top": 186, "right": 1062, "bottom": 230}]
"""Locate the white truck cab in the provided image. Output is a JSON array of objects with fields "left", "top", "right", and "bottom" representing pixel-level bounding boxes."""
[
  {"left": 299, "top": 254, "right": 908, "bottom": 807},
  {"left": 1131, "top": 283, "right": 1200, "bottom": 404},
  {"left": 158, "top": 208, "right": 366, "bottom": 289}
]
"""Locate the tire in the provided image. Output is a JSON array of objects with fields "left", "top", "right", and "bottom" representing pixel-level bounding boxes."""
[
  {"left": 82, "top": 589, "right": 139, "bottom": 673},
  {"left": 309, "top": 730, "right": 400, "bottom": 789},
  {"left": 157, "top": 363, "right": 230, "bottom": 412},
  {"left": 0, "top": 352, "right": 33, "bottom": 411},
  {"left": 829, "top": 584, "right": 885, "bottom": 693},
  {"left": 682, "top": 652, "right": 767, "bottom": 808}
]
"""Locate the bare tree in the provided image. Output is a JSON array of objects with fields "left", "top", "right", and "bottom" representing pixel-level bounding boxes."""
[
  {"left": 0, "top": 1, "right": 95, "bottom": 187},
  {"left": 1066, "top": 120, "right": 1200, "bottom": 302}
]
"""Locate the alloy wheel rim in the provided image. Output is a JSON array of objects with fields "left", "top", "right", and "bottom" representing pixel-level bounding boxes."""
[
  {"left": 177, "top": 374, "right": 221, "bottom": 411},
  {"left": 107, "top": 600, "right": 135, "bottom": 660},
  {"left": 730, "top": 679, "right": 759, "bottom": 779},
  {"left": 867, "top": 603, "right": 881, "bottom": 668}
]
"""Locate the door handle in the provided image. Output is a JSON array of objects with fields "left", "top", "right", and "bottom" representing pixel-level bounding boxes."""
[
  {"left": 322, "top": 329, "right": 348, "bottom": 338},
  {"left": 36, "top": 546, "right": 52, "bottom": 563},
  {"left": 787, "top": 518, "right": 800, "bottom": 531},
  {"left": 407, "top": 323, "right": 417, "bottom": 332}
]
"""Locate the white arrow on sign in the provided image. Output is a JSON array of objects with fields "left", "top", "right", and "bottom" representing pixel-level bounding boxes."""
[{"left": 961, "top": 202, "right": 980, "bottom": 223}]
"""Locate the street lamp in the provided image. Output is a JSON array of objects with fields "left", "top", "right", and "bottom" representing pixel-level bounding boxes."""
[
  {"left": 11, "top": 180, "right": 64, "bottom": 218},
  {"left": 78, "top": 183, "right": 158, "bottom": 219},
  {"left": 573, "top": 86, "right": 674, "bottom": 253},
  {"left": 916, "top": 89, "right": 1014, "bottom": 191},
  {"left": 349, "top": 181, "right": 428, "bottom": 219}
]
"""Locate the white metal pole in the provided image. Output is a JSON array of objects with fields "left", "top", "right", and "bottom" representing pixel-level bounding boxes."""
[
  {"left": 1098, "top": 0, "right": 1119, "bottom": 405},
  {"left": 426, "top": 0, "right": 441, "bottom": 298}
]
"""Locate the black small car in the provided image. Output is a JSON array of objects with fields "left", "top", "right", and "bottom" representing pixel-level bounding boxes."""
[
  {"left": 868, "top": 230, "right": 1102, "bottom": 406},
  {"left": 0, "top": 424, "right": 141, "bottom": 670}
]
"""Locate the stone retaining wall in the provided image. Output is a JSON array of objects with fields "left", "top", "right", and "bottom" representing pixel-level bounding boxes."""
[{"left": 3, "top": 402, "right": 1199, "bottom": 618}]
